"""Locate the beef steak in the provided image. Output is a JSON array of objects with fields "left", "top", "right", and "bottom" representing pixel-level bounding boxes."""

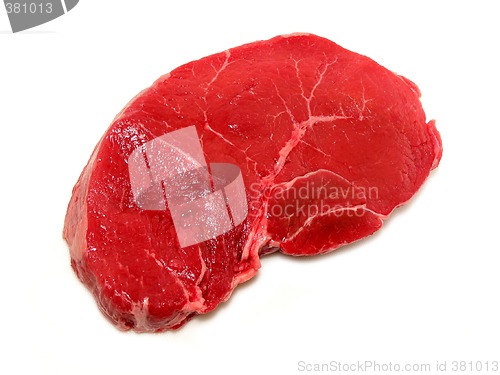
[{"left": 63, "top": 33, "right": 442, "bottom": 332}]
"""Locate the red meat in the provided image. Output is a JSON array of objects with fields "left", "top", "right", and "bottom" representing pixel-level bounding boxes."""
[{"left": 63, "top": 33, "right": 442, "bottom": 332}]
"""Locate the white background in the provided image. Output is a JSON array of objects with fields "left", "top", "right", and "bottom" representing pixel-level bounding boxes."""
[{"left": 1, "top": 1, "right": 499, "bottom": 374}]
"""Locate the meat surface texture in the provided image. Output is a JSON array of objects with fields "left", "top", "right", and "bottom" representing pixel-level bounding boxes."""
[{"left": 63, "top": 33, "right": 442, "bottom": 332}]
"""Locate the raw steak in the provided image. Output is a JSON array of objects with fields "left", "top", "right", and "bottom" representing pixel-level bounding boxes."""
[{"left": 63, "top": 33, "right": 442, "bottom": 332}]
